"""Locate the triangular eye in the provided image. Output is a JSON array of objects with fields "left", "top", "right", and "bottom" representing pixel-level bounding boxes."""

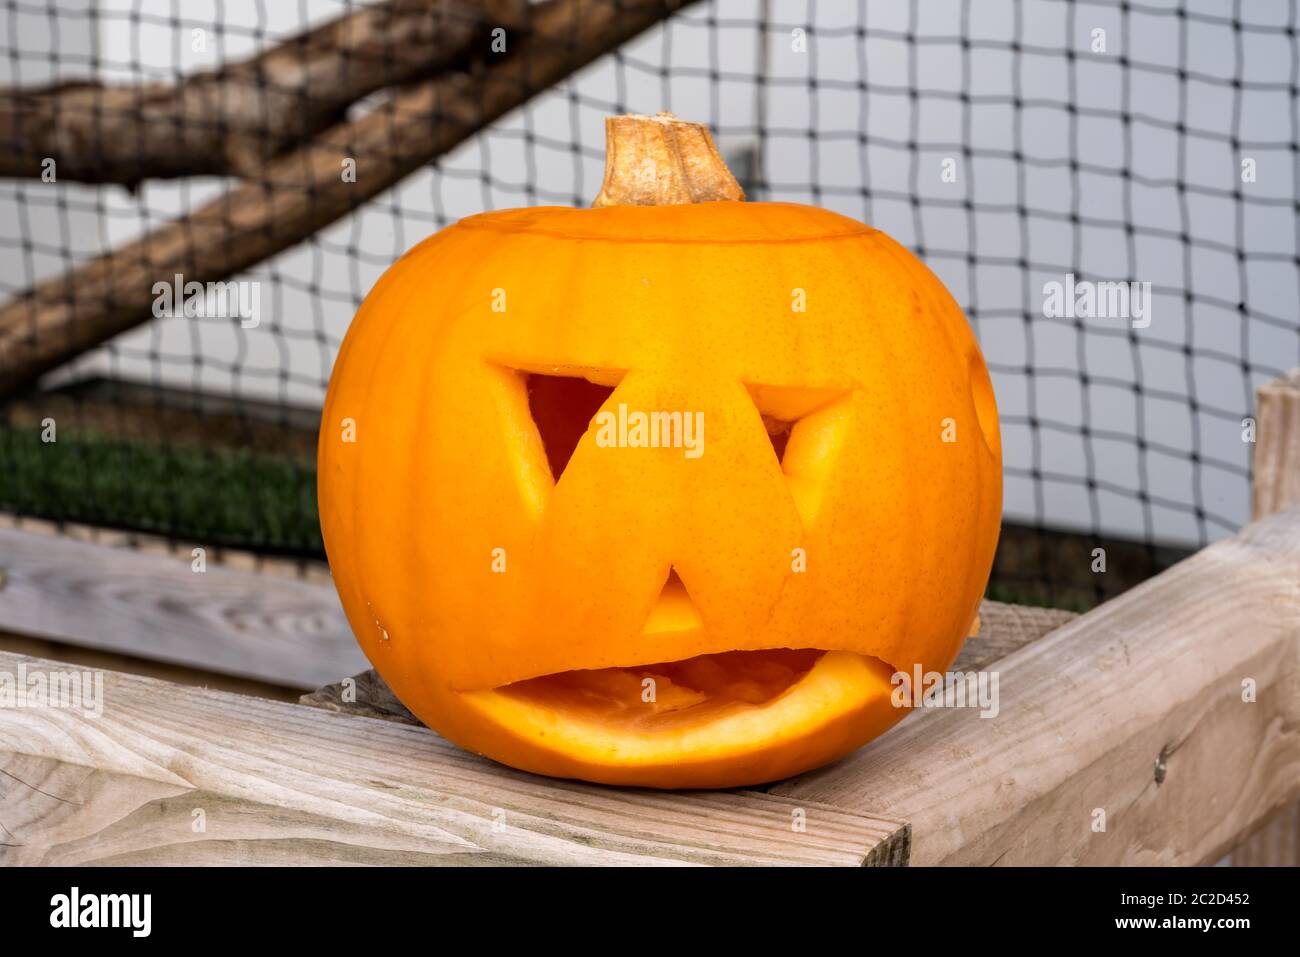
[
  {"left": 526, "top": 372, "right": 616, "bottom": 481},
  {"left": 745, "top": 384, "right": 848, "bottom": 471},
  {"left": 745, "top": 383, "right": 853, "bottom": 525}
]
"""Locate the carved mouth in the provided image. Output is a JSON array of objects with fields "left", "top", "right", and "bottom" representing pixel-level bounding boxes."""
[
  {"left": 495, "top": 647, "right": 831, "bottom": 731},
  {"left": 457, "top": 644, "right": 900, "bottom": 783},
  {"left": 467, "top": 569, "right": 896, "bottom": 740}
]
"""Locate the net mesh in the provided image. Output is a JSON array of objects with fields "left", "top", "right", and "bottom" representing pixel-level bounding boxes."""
[{"left": 1, "top": 0, "right": 1297, "bottom": 609}]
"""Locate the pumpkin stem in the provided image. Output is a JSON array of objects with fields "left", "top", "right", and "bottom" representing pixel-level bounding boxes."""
[{"left": 592, "top": 112, "right": 745, "bottom": 207}]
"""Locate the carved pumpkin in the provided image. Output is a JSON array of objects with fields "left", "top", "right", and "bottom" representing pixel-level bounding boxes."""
[{"left": 319, "top": 113, "right": 1002, "bottom": 788}]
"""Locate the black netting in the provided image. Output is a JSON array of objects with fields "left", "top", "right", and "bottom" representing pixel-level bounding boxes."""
[{"left": 1, "top": 0, "right": 1297, "bottom": 610}]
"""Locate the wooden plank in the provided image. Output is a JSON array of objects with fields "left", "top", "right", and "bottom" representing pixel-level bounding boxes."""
[
  {"left": 0, "top": 526, "right": 365, "bottom": 689},
  {"left": 0, "top": 628, "right": 302, "bottom": 701},
  {"left": 952, "top": 600, "right": 1076, "bottom": 671},
  {"left": 1227, "top": 367, "right": 1300, "bottom": 866},
  {"left": 0, "top": 513, "right": 333, "bottom": 585},
  {"left": 0, "top": 652, "right": 907, "bottom": 866},
  {"left": 1253, "top": 368, "right": 1300, "bottom": 521},
  {"left": 772, "top": 506, "right": 1300, "bottom": 866}
]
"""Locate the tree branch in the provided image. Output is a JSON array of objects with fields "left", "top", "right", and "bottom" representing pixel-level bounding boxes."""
[
  {"left": 0, "top": 0, "right": 699, "bottom": 396},
  {"left": 0, "top": 0, "right": 528, "bottom": 184}
]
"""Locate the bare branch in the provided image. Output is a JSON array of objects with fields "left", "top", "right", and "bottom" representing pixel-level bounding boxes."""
[
  {"left": 0, "top": 0, "right": 700, "bottom": 396},
  {"left": 0, "top": 0, "right": 528, "bottom": 184}
]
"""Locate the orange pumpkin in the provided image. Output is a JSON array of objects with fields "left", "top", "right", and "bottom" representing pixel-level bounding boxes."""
[{"left": 319, "top": 113, "right": 1002, "bottom": 789}]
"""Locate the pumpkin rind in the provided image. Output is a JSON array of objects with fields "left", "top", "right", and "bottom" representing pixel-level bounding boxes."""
[{"left": 320, "top": 196, "right": 1001, "bottom": 788}]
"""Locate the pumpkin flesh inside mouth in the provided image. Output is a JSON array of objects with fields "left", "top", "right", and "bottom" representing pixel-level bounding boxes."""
[{"left": 496, "top": 647, "right": 828, "bottom": 732}]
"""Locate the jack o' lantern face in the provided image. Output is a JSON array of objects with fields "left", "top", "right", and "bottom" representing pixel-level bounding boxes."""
[{"left": 320, "top": 118, "right": 1001, "bottom": 789}]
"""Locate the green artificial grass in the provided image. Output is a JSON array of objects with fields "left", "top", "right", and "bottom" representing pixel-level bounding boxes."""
[{"left": 0, "top": 424, "right": 323, "bottom": 555}]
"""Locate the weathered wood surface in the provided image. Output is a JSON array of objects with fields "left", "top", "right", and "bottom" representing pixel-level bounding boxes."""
[
  {"left": 0, "top": 0, "right": 702, "bottom": 397},
  {"left": 0, "top": 628, "right": 302, "bottom": 701},
  {"left": 1253, "top": 368, "right": 1300, "bottom": 522},
  {"left": 302, "top": 598, "right": 1078, "bottom": 725},
  {"left": 952, "top": 600, "right": 1076, "bottom": 671},
  {"left": 0, "top": 653, "right": 906, "bottom": 866},
  {"left": 0, "top": 525, "right": 365, "bottom": 689},
  {"left": 1227, "top": 367, "right": 1300, "bottom": 866},
  {"left": 772, "top": 506, "right": 1300, "bottom": 866},
  {"left": 0, "top": 513, "right": 333, "bottom": 585},
  {"left": 0, "top": 0, "right": 527, "bottom": 183}
]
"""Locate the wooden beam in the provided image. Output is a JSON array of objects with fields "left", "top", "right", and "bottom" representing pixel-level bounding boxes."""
[
  {"left": 0, "top": 0, "right": 701, "bottom": 397},
  {"left": 1227, "top": 367, "right": 1300, "bottom": 866},
  {"left": 0, "top": 653, "right": 907, "bottom": 865},
  {"left": 771, "top": 506, "right": 1300, "bottom": 866},
  {"left": 0, "top": 628, "right": 302, "bottom": 701},
  {"left": 0, "top": 525, "right": 365, "bottom": 689},
  {"left": 1254, "top": 368, "right": 1300, "bottom": 521},
  {"left": 0, "top": 512, "right": 332, "bottom": 583},
  {"left": 950, "top": 600, "right": 1076, "bottom": 670},
  {"left": 0, "top": 0, "right": 528, "bottom": 184}
]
